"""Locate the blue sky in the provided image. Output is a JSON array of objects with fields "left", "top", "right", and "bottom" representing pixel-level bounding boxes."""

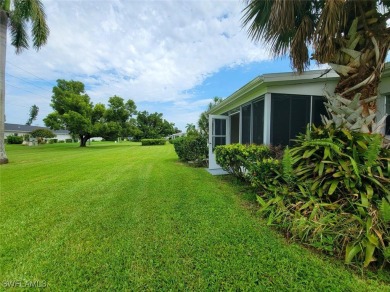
[{"left": 5, "top": 0, "right": 389, "bottom": 132}]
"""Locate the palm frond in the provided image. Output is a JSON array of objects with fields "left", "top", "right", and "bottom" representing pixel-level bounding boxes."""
[
  {"left": 29, "top": 0, "right": 49, "bottom": 49},
  {"left": 9, "top": 0, "right": 49, "bottom": 53},
  {"left": 9, "top": 12, "right": 29, "bottom": 53}
]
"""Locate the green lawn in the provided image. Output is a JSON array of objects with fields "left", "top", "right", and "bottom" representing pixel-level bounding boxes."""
[{"left": 0, "top": 142, "right": 389, "bottom": 291}]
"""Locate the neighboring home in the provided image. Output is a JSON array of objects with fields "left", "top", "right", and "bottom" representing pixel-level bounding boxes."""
[
  {"left": 208, "top": 63, "right": 390, "bottom": 171},
  {"left": 4, "top": 123, "right": 73, "bottom": 141},
  {"left": 168, "top": 132, "right": 186, "bottom": 140}
]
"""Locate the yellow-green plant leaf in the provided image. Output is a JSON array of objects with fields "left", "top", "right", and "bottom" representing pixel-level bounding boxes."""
[
  {"left": 345, "top": 244, "right": 362, "bottom": 264},
  {"left": 318, "top": 162, "right": 325, "bottom": 176},
  {"left": 366, "top": 233, "right": 379, "bottom": 247},
  {"left": 333, "top": 171, "right": 344, "bottom": 178},
  {"left": 328, "top": 180, "right": 339, "bottom": 195},
  {"left": 364, "top": 243, "right": 376, "bottom": 267},
  {"left": 361, "top": 193, "right": 369, "bottom": 208},
  {"left": 323, "top": 147, "right": 330, "bottom": 159},
  {"left": 365, "top": 185, "right": 373, "bottom": 199}
]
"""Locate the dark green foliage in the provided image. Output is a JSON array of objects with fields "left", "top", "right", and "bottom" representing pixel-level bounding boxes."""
[
  {"left": 215, "top": 144, "right": 272, "bottom": 180},
  {"left": 197, "top": 96, "right": 223, "bottom": 135},
  {"left": 141, "top": 139, "right": 166, "bottom": 146},
  {"left": 30, "top": 128, "right": 55, "bottom": 139},
  {"left": 133, "top": 111, "right": 176, "bottom": 141},
  {"left": 44, "top": 80, "right": 98, "bottom": 147},
  {"left": 6, "top": 136, "right": 23, "bottom": 144},
  {"left": 26, "top": 104, "right": 39, "bottom": 126},
  {"left": 216, "top": 125, "right": 389, "bottom": 268},
  {"left": 253, "top": 125, "right": 390, "bottom": 268},
  {"left": 173, "top": 134, "right": 208, "bottom": 166}
]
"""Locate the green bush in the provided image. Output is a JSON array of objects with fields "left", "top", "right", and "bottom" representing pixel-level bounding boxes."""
[
  {"left": 173, "top": 134, "right": 208, "bottom": 166},
  {"left": 6, "top": 136, "right": 23, "bottom": 144},
  {"left": 141, "top": 139, "right": 166, "bottom": 146},
  {"left": 65, "top": 139, "right": 73, "bottom": 143},
  {"left": 215, "top": 144, "right": 272, "bottom": 180},
  {"left": 252, "top": 124, "right": 390, "bottom": 268},
  {"left": 30, "top": 128, "right": 55, "bottom": 139}
]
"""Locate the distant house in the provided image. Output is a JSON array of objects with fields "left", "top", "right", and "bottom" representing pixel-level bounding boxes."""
[
  {"left": 168, "top": 132, "right": 186, "bottom": 140},
  {"left": 4, "top": 123, "right": 72, "bottom": 141},
  {"left": 207, "top": 63, "right": 390, "bottom": 171}
]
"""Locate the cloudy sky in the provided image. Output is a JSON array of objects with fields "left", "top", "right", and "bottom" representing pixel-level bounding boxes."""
[{"left": 5, "top": 0, "right": 388, "bottom": 131}]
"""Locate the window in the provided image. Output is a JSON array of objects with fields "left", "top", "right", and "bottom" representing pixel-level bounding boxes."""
[
  {"left": 230, "top": 113, "right": 240, "bottom": 143},
  {"left": 271, "top": 94, "right": 311, "bottom": 146},
  {"left": 311, "top": 96, "right": 328, "bottom": 126},
  {"left": 212, "top": 119, "right": 226, "bottom": 149},
  {"left": 252, "top": 99, "right": 264, "bottom": 144},
  {"left": 241, "top": 104, "right": 251, "bottom": 144}
]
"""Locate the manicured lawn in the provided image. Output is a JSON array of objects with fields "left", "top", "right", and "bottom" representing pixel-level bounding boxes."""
[{"left": 0, "top": 142, "right": 389, "bottom": 290}]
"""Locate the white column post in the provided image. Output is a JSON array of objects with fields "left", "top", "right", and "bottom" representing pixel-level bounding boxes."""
[{"left": 263, "top": 93, "right": 271, "bottom": 145}]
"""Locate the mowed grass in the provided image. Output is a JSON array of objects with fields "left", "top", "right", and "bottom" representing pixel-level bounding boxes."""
[{"left": 0, "top": 142, "right": 389, "bottom": 291}]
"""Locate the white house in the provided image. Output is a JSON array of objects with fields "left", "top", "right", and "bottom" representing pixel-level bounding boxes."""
[
  {"left": 4, "top": 123, "right": 73, "bottom": 141},
  {"left": 207, "top": 63, "right": 390, "bottom": 171}
]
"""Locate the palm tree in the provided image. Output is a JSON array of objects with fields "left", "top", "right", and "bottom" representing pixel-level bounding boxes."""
[
  {"left": 198, "top": 96, "right": 223, "bottom": 135},
  {"left": 0, "top": 0, "right": 49, "bottom": 164},
  {"left": 242, "top": 0, "right": 390, "bottom": 133},
  {"left": 185, "top": 123, "right": 196, "bottom": 134}
]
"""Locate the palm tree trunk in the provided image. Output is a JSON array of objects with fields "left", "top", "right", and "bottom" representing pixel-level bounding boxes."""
[
  {"left": 0, "top": 10, "right": 8, "bottom": 164},
  {"left": 323, "top": 11, "right": 390, "bottom": 134}
]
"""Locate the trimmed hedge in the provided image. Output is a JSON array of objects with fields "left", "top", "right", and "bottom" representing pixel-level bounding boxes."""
[
  {"left": 6, "top": 136, "right": 23, "bottom": 144},
  {"left": 173, "top": 135, "right": 208, "bottom": 166},
  {"left": 141, "top": 139, "right": 166, "bottom": 146}
]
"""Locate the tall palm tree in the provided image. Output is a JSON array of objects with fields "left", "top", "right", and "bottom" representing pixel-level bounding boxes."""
[
  {"left": 198, "top": 96, "right": 223, "bottom": 135},
  {"left": 242, "top": 0, "right": 390, "bottom": 133},
  {"left": 0, "top": 0, "right": 49, "bottom": 164}
]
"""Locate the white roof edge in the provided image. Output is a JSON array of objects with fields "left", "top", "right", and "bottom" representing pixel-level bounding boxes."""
[
  {"left": 209, "top": 62, "right": 390, "bottom": 115},
  {"left": 209, "top": 67, "right": 338, "bottom": 114}
]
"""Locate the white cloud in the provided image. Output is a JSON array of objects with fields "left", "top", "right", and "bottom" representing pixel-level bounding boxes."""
[{"left": 5, "top": 0, "right": 272, "bottom": 130}]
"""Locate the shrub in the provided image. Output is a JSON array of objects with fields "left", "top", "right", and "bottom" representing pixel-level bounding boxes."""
[
  {"left": 30, "top": 129, "right": 55, "bottom": 139},
  {"left": 65, "top": 139, "right": 73, "bottom": 143},
  {"left": 253, "top": 124, "right": 390, "bottom": 268},
  {"left": 7, "top": 136, "right": 23, "bottom": 144},
  {"left": 141, "top": 139, "right": 166, "bottom": 146},
  {"left": 173, "top": 134, "right": 208, "bottom": 166},
  {"left": 215, "top": 144, "right": 272, "bottom": 180}
]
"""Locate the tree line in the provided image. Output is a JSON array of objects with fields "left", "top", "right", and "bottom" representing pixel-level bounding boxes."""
[{"left": 44, "top": 79, "right": 179, "bottom": 147}]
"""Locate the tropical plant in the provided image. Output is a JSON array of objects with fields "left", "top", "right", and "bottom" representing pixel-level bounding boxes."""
[
  {"left": 253, "top": 124, "right": 390, "bottom": 267},
  {"left": 0, "top": 0, "right": 49, "bottom": 164},
  {"left": 185, "top": 123, "right": 197, "bottom": 135},
  {"left": 198, "top": 96, "right": 223, "bottom": 135},
  {"left": 242, "top": 0, "right": 390, "bottom": 133}
]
